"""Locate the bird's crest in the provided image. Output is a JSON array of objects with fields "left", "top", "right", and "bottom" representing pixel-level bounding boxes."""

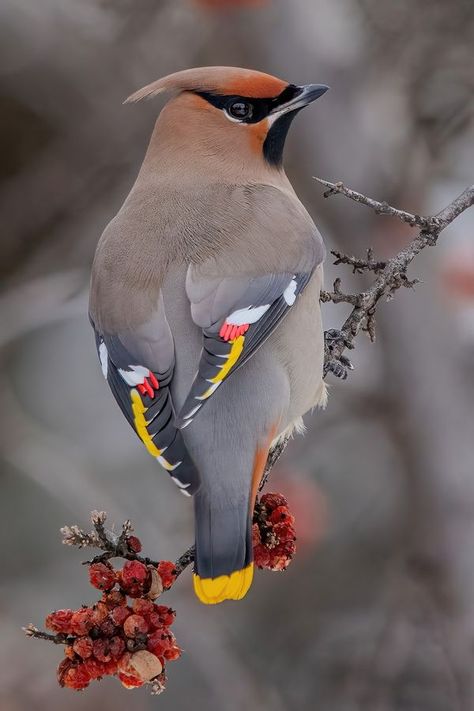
[{"left": 125, "top": 66, "right": 288, "bottom": 103}]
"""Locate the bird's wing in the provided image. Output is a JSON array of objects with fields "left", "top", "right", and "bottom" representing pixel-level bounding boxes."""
[
  {"left": 90, "top": 295, "right": 200, "bottom": 495},
  {"left": 176, "top": 186, "right": 324, "bottom": 428}
]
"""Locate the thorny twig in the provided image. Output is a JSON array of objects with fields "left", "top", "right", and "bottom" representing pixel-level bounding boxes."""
[{"left": 314, "top": 178, "right": 474, "bottom": 379}]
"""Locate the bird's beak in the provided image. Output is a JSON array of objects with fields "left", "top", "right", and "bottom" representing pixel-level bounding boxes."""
[{"left": 270, "top": 84, "right": 329, "bottom": 117}]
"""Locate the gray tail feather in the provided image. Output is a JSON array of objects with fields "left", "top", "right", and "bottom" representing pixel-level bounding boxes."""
[{"left": 193, "top": 492, "right": 253, "bottom": 579}]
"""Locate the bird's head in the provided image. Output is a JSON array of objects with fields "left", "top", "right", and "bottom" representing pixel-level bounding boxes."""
[{"left": 126, "top": 67, "right": 328, "bottom": 173}]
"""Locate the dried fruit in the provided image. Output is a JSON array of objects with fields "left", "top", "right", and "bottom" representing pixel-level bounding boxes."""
[
  {"left": 110, "top": 604, "right": 132, "bottom": 627},
  {"left": 120, "top": 560, "right": 150, "bottom": 597},
  {"left": 91, "top": 602, "right": 109, "bottom": 626},
  {"left": 118, "top": 671, "right": 144, "bottom": 689},
  {"left": 123, "top": 614, "right": 149, "bottom": 638},
  {"left": 157, "top": 561, "right": 177, "bottom": 590},
  {"left": 89, "top": 562, "right": 116, "bottom": 591},
  {"left": 62, "top": 663, "right": 91, "bottom": 690},
  {"left": 73, "top": 636, "right": 93, "bottom": 659},
  {"left": 132, "top": 598, "right": 155, "bottom": 616},
  {"left": 102, "top": 590, "right": 127, "bottom": 609},
  {"left": 124, "top": 650, "right": 163, "bottom": 682},
  {"left": 253, "top": 492, "right": 297, "bottom": 571},
  {"left": 260, "top": 492, "right": 288, "bottom": 510},
  {"left": 127, "top": 535, "right": 142, "bottom": 553},
  {"left": 45, "top": 609, "right": 74, "bottom": 634},
  {"left": 109, "top": 635, "right": 126, "bottom": 660},
  {"left": 83, "top": 657, "right": 105, "bottom": 680},
  {"left": 70, "top": 608, "right": 94, "bottom": 636},
  {"left": 153, "top": 606, "right": 176, "bottom": 627},
  {"left": 269, "top": 506, "right": 295, "bottom": 526},
  {"left": 146, "top": 566, "right": 164, "bottom": 600},
  {"left": 92, "top": 638, "right": 112, "bottom": 663}
]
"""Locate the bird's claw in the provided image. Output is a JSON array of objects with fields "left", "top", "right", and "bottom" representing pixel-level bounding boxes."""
[{"left": 324, "top": 329, "right": 354, "bottom": 380}]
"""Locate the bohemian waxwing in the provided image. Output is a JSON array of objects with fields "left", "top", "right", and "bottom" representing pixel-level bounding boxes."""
[{"left": 89, "top": 66, "right": 328, "bottom": 604}]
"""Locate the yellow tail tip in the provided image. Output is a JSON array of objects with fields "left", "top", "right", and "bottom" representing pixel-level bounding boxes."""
[{"left": 193, "top": 564, "right": 254, "bottom": 604}]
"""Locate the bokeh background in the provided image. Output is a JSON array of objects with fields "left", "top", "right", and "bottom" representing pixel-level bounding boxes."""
[{"left": 1, "top": 1, "right": 474, "bottom": 709}]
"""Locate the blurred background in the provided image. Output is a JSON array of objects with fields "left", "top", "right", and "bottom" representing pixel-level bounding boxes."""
[{"left": 1, "top": 0, "right": 473, "bottom": 709}]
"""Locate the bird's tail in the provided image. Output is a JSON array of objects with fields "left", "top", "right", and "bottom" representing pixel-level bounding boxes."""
[{"left": 192, "top": 438, "right": 271, "bottom": 604}]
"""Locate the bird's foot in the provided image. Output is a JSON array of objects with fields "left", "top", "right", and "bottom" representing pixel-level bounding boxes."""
[{"left": 323, "top": 329, "right": 354, "bottom": 380}]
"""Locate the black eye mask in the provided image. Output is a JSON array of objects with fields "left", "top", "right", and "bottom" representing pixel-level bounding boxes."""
[
  {"left": 196, "top": 84, "right": 303, "bottom": 166},
  {"left": 196, "top": 84, "right": 302, "bottom": 125}
]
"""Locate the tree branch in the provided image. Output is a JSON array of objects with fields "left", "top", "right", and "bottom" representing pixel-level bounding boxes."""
[{"left": 315, "top": 179, "right": 474, "bottom": 378}]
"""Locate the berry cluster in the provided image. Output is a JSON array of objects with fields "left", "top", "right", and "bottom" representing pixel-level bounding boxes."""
[
  {"left": 252, "top": 492, "right": 296, "bottom": 570},
  {"left": 45, "top": 552, "right": 180, "bottom": 693},
  {"left": 26, "top": 501, "right": 298, "bottom": 697}
]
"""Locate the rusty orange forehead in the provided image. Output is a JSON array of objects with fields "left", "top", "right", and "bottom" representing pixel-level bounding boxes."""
[{"left": 223, "top": 72, "right": 288, "bottom": 98}]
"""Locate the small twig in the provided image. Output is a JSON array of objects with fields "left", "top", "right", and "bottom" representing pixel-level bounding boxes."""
[
  {"left": 62, "top": 511, "right": 160, "bottom": 567},
  {"left": 175, "top": 546, "right": 195, "bottom": 576},
  {"left": 23, "top": 624, "right": 72, "bottom": 645},
  {"left": 259, "top": 434, "right": 291, "bottom": 492},
  {"left": 331, "top": 248, "right": 386, "bottom": 275},
  {"left": 313, "top": 177, "right": 439, "bottom": 229}
]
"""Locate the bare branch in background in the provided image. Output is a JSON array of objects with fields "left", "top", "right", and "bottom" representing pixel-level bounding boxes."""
[{"left": 316, "top": 179, "right": 474, "bottom": 379}]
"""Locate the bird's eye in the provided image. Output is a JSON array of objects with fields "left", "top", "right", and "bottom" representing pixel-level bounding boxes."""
[{"left": 228, "top": 101, "right": 253, "bottom": 120}]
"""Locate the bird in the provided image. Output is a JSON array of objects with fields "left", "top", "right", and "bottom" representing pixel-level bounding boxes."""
[{"left": 89, "top": 66, "right": 328, "bottom": 604}]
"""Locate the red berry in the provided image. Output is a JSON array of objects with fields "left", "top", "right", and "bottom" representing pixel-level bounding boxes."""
[
  {"left": 57, "top": 658, "right": 73, "bottom": 686},
  {"left": 260, "top": 492, "right": 288, "bottom": 510},
  {"left": 118, "top": 671, "right": 144, "bottom": 688},
  {"left": 117, "top": 652, "right": 132, "bottom": 672},
  {"left": 253, "top": 544, "right": 271, "bottom": 569},
  {"left": 70, "top": 608, "right": 94, "bottom": 636},
  {"left": 123, "top": 613, "right": 149, "bottom": 638},
  {"left": 132, "top": 598, "right": 154, "bottom": 617},
  {"left": 62, "top": 663, "right": 91, "bottom": 690},
  {"left": 157, "top": 561, "right": 177, "bottom": 589},
  {"left": 268, "top": 540, "right": 296, "bottom": 570},
  {"left": 273, "top": 522, "right": 297, "bottom": 543},
  {"left": 91, "top": 602, "right": 109, "bottom": 626},
  {"left": 64, "top": 645, "right": 75, "bottom": 660},
  {"left": 102, "top": 659, "right": 119, "bottom": 675},
  {"left": 73, "top": 636, "right": 93, "bottom": 659},
  {"left": 279, "top": 539, "right": 297, "bottom": 556},
  {"left": 268, "top": 506, "right": 294, "bottom": 525},
  {"left": 92, "top": 638, "right": 112, "bottom": 663},
  {"left": 154, "top": 605, "right": 176, "bottom": 627},
  {"left": 83, "top": 657, "right": 106, "bottom": 680},
  {"left": 148, "top": 612, "right": 164, "bottom": 630},
  {"left": 109, "top": 635, "right": 126, "bottom": 660},
  {"left": 120, "top": 560, "right": 150, "bottom": 597},
  {"left": 100, "top": 618, "right": 117, "bottom": 637},
  {"left": 127, "top": 535, "right": 142, "bottom": 553},
  {"left": 110, "top": 605, "right": 132, "bottom": 627},
  {"left": 252, "top": 523, "right": 262, "bottom": 547},
  {"left": 164, "top": 645, "right": 181, "bottom": 661},
  {"left": 147, "top": 631, "right": 167, "bottom": 656},
  {"left": 89, "top": 562, "right": 116, "bottom": 591},
  {"left": 45, "top": 609, "right": 74, "bottom": 634},
  {"left": 102, "top": 590, "right": 127, "bottom": 609}
]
